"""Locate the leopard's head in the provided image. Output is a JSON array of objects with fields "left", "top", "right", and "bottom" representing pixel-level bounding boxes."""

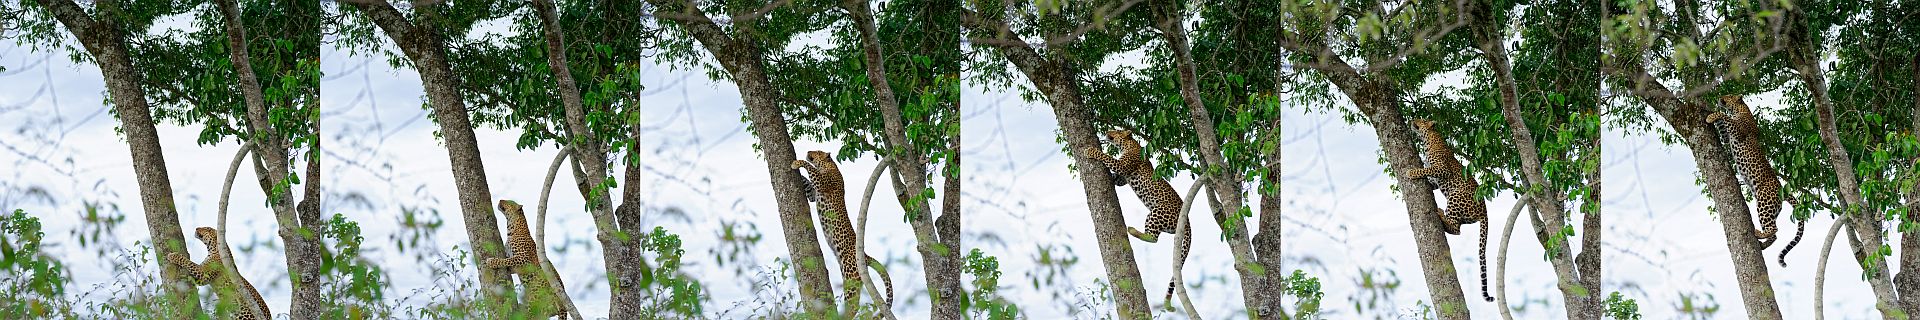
[
  {"left": 805, "top": 150, "right": 832, "bottom": 164},
  {"left": 498, "top": 200, "right": 523, "bottom": 216},
  {"left": 1411, "top": 118, "right": 1435, "bottom": 131},
  {"left": 1103, "top": 129, "right": 1132, "bottom": 142},
  {"left": 1720, "top": 95, "right": 1750, "bottom": 112},
  {"left": 193, "top": 227, "right": 218, "bottom": 245}
]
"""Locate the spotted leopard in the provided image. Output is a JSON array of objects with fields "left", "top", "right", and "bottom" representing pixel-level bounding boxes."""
[
  {"left": 166, "top": 227, "right": 270, "bottom": 319},
  {"left": 791, "top": 150, "right": 895, "bottom": 307},
  {"left": 1707, "top": 95, "right": 1798, "bottom": 262},
  {"left": 1082, "top": 129, "right": 1191, "bottom": 302},
  {"left": 1404, "top": 119, "right": 1493, "bottom": 302},
  {"left": 486, "top": 200, "right": 569, "bottom": 318}
]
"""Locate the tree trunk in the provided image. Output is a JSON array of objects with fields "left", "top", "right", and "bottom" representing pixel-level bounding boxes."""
[
  {"left": 343, "top": 2, "right": 512, "bottom": 294},
  {"left": 1152, "top": 8, "right": 1266, "bottom": 313},
  {"left": 1251, "top": 115, "right": 1286, "bottom": 318},
  {"left": 1796, "top": 52, "right": 1902, "bottom": 318},
  {"left": 1901, "top": 51, "right": 1920, "bottom": 316},
  {"left": 1615, "top": 65, "right": 1783, "bottom": 317},
  {"left": 527, "top": 0, "right": 645, "bottom": 316},
  {"left": 29, "top": 0, "right": 198, "bottom": 316},
  {"left": 646, "top": 0, "right": 839, "bottom": 311},
  {"left": 842, "top": 1, "right": 963, "bottom": 317},
  {"left": 212, "top": 0, "right": 322, "bottom": 317},
  {"left": 1477, "top": 17, "right": 1599, "bottom": 318},
  {"left": 1316, "top": 66, "right": 1472, "bottom": 318}
]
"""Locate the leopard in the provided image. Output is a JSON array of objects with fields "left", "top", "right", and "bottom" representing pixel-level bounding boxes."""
[
  {"left": 1081, "top": 129, "right": 1191, "bottom": 302},
  {"left": 1707, "top": 95, "right": 1798, "bottom": 263},
  {"left": 1403, "top": 119, "right": 1493, "bottom": 302},
  {"left": 166, "top": 227, "right": 271, "bottom": 319},
  {"left": 791, "top": 150, "right": 895, "bottom": 307},
  {"left": 486, "top": 200, "right": 569, "bottom": 319}
]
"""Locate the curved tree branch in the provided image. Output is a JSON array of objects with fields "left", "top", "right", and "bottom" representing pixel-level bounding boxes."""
[
  {"left": 1814, "top": 219, "right": 1848, "bottom": 320},
  {"left": 1169, "top": 177, "right": 1209, "bottom": 319},
  {"left": 537, "top": 147, "right": 585, "bottom": 320},
  {"left": 216, "top": 142, "right": 266, "bottom": 318},
  {"left": 1495, "top": 198, "right": 1529, "bottom": 320},
  {"left": 855, "top": 157, "right": 896, "bottom": 319}
]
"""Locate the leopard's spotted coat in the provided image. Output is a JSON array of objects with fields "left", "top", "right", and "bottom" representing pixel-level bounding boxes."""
[
  {"left": 487, "top": 200, "right": 569, "bottom": 318},
  {"left": 1405, "top": 119, "right": 1493, "bottom": 302},
  {"left": 1708, "top": 95, "right": 1801, "bottom": 265},
  {"left": 791, "top": 150, "right": 895, "bottom": 307},
  {"left": 167, "top": 227, "right": 270, "bottom": 319},
  {"left": 1083, "top": 129, "right": 1192, "bottom": 302}
]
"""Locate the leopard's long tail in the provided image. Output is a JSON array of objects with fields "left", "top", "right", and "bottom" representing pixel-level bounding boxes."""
[
  {"left": 865, "top": 255, "right": 894, "bottom": 305},
  {"left": 1163, "top": 221, "right": 1193, "bottom": 302},
  {"left": 1778, "top": 216, "right": 1809, "bottom": 267},
  {"left": 1479, "top": 218, "right": 1493, "bottom": 302}
]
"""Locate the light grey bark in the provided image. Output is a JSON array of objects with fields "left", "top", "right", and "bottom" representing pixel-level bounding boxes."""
[
  {"left": 215, "top": 143, "right": 268, "bottom": 319},
  {"left": 527, "top": 0, "right": 646, "bottom": 316},
  {"left": 1251, "top": 27, "right": 1289, "bottom": 320},
  {"left": 1473, "top": 4, "right": 1600, "bottom": 316},
  {"left": 211, "top": 1, "right": 323, "bottom": 317},
  {"left": 1793, "top": 42, "right": 1901, "bottom": 318},
  {"left": 960, "top": 10, "right": 1152, "bottom": 317},
  {"left": 840, "top": 1, "right": 963, "bottom": 317},
  {"left": 28, "top": 0, "right": 198, "bottom": 316},
  {"left": 1495, "top": 200, "right": 1527, "bottom": 320},
  {"left": 1149, "top": 3, "right": 1266, "bottom": 314},
  {"left": 536, "top": 148, "right": 587, "bottom": 320},
  {"left": 647, "top": 0, "right": 839, "bottom": 311},
  {"left": 1815, "top": 220, "right": 1847, "bottom": 320},
  {"left": 341, "top": 1, "right": 513, "bottom": 294}
]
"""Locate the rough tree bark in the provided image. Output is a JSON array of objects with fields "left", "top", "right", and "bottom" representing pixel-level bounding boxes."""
[
  {"left": 960, "top": 10, "right": 1153, "bottom": 317},
  {"left": 1275, "top": 34, "right": 1474, "bottom": 320},
  {"left": 1148, "top": 2, "right": 1269, "bottom": 314},
  {"left": 340, "top": 1, "right": 513, "bottom": 294},
  {"left": 211, "top": 0, "right": 324, "bottom": 317},
  {"left": 27, "top": 0, "right": 198, "bottom": 315},
  {"left": 1609, "top": 62, "right": 1783, "bottom": 319},
  {"left": 528, "top": 0, "right": 646, "bottom": 316},
  {"left": 1472, "top": 3, "right": 1601, "bottom": 317},
  {"left": 646, "top": 0, "right": 839, "bottom": 312},
  {"left": 840, "top": 1, "right": 963, "bottom": 317}
]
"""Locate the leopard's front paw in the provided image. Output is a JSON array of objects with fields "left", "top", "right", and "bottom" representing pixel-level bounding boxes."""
[
  {"left": 1705, "top": 112, "right": 1725, "bottom": 124},
  {"left": 166, "top": 252, "right": 190, "bottom": 264},
  {"left": 790, "top": 159, "right": 809, "bottom": 170},
  {"left": 1081, "top": 147, "right": 1103, "bottom": 157},
  {"left": 484, "top": 257, "right": 513, "bottom": 269}
]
